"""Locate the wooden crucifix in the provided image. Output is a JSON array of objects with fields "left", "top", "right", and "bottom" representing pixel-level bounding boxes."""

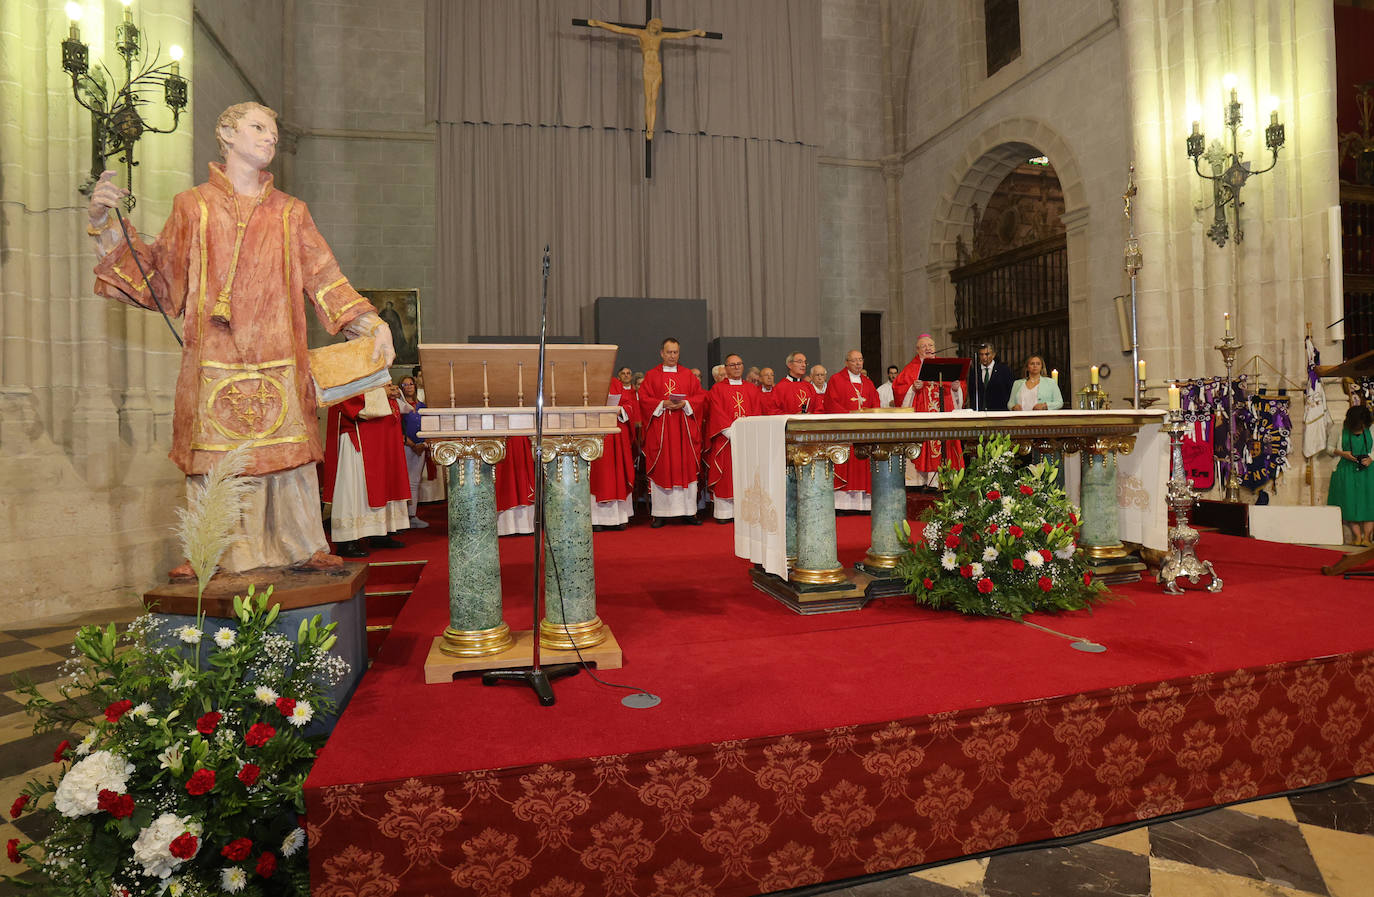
[{"left": 573, "top": 1, "right": 722, "bottom": 178}]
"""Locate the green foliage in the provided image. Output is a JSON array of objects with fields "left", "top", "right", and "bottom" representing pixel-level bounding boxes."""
[
  {"left": 895, "top": 433, "right": 1108, "bottom": 618},
  {"left": 5, "top": 587, "right": 349, "bottom": 897}
]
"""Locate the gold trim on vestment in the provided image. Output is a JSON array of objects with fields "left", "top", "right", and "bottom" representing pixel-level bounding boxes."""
[
  {"left": 205, "top": 371, "right": 291, "bottom": 440},
  {"left": 316, "top": 276, "right": 347, "bottom": 305},
  {"left": 194, "top": 187, "right": 208, "bottom": 344},
  {"left": 201, "top": 357, "right": 295, "bottom": 371},
  {"left": 331, "top": 294, "right": 367, "bottom": 322},
  {"left": 190, "top": 434, "right": 309, "bottom": 451},
  {"left": 282, "top": 198, "right": 294, "bottom": 304}
]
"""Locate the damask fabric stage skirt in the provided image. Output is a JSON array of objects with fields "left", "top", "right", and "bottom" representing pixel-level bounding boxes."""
[{"left": 306, "top": 525, "right": 1374, "bottom": 897}]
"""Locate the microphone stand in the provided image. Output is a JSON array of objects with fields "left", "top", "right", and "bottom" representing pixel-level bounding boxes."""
[{"left": 482, "top": 246, "right": 580, "bottom": 706}]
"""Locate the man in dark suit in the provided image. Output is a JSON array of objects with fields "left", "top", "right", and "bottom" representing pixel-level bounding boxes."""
[{"left": 968, "top": 341, "right": 1015, "bottom": 412}]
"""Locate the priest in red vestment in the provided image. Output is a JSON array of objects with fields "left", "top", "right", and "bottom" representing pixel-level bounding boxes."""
[
  {"left": 639, "top": 338, "right": 705, "bottom": 526},
  {"left": 495, "top": 437, "right": 536, "bottom": 535},
  {"left": 892, "top": 334, "right": 965, "bottom": 488},
  {"left": 322, "top": 384, "right": 412, "bottom": 557},
  {"left": 590, "top": 375, "right": 639, "bottom": 529},
  {"left": 823, "top": 350, "right": 882, "bottom": 510},
  {"left": 703, "top": 355, "right": 764, "bottom": 522},
  {"left": 768, "top": 352, "right": 821, "bottom": 416}
]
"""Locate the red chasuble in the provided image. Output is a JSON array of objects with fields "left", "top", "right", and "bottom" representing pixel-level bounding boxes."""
[
  {"left": 893, "top": 359, "right": 965, "bottom": 474},
  {"left": 321, "top": 395, "right": 412, "bottom": 507},
  {"left": 638, "top": 365, "right": 705, "bottom": 490},
  {"left": 769, "top": 378, "right": 820, "bottom": 415},
  {"left": 590, "top": 377, "right": 639, "bottom": 503},
  {"left": 703, "top": 381, "right": 764, "bottom": 500},
  {"left": 495, "top": 436, "right": 536, "bottom": 513},
  {"left": 823, "top": 371, "right": 881, "bottom": 493}
]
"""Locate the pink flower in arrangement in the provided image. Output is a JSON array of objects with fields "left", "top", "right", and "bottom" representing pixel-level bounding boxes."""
[
  {"left": 977, "top": 577, "right": 994, "bottom": 593},
  {"left": 1020, "top": 485, "right": 1034, "bottom": 496},
  {"left": 1012, "top": 559, "right": 1026, "bottom": 571},
  {"left": 185, "top": 769, "right": 216, "bottom": 796},
  {"left": 9, "top": 795, "right": 29, "bottom": 819},
  {"left": 1038, "top": 576, "right": 1053, "bottom": 592},
  {"left": 960, "top": 564, "right": 973, "bottom": 578},
  {"left": 922, "top": 578, "right": 934, "bottom": 590},
  {"left": 104, "top": 700, "right": 134, "bottom": 722},
  {"left": 1008, "top": 525, "right": 1024, "bottom": 538},
  {"left": 1039, "top": 549, "right": 1053, "bottom": 562},
  {"left": 986, "top": 490, "right": 1001, "bottom": 501},
  {"left": 944, "top": 534, "right": 961, "bottom": 549},
  {"left": 196, "top": 711, "right": 222, "bottom": 735},
  {"left": 256, "top": 852, "right": 277, "bottom": 878},
  {"left": 168, "top": 833, "right": 198, "bottom": 860},
  {"left": 52, "top": 741, "right": 70, "bottom": 763},
  {"left": 275, "top": 697, "right": 297, "bottom": 717}
]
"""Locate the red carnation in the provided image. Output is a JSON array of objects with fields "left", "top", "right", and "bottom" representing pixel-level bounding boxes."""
[
  {"left": 168, "top": 833, "right": 198, "bottom": 860},
  {"left": 960, "top": 564, "right": 973, "bottom": 578},
  {"left": 9, "top": 795, "right": 28, "bottom": 819},
  {"left": 97, "top": 789, "right": 134, "bottom": 819},
  {"left": 185, "top": 768, "right": 216, "bottom": 796},
  {"left": 196, "top": 711, "right": 222, "bottom": 735},
  {"left": 987, "top": 524, "right": 999, "bottom": 534},
  {"left": 1083, "top": 571, "right": 1093, "bottom": 586},
  {"left": 221, "top": 837, "right": 253, "bottom": 862},
  {"left": 238, "top": 763, "right": 261, "bottom": 786},
  {"left": 6, "top": 838, "right": 19, "bottom": 864},
  {"left": 921, "top": 578, "right": 934, "bottom": 590},
  {"left": 275, "top": 697, "right": 297, "bottom": 717},
  {"left": 944, "top": 533, "right": 961, "bottom": 549},
  {"left": 256, "top": 851, "right": 277, "bottom": 878},
  {"left": 950, "top": 523, "right": 964, "bottom": 535},
  {"left": 1070, "top": 511, "right": 1079, "bottom": 524},
  {"left": 1020, "top": 484, "right": 1034, "bottom": 495},
  {"left": 245, "top": 723, "right": 276, "bottom": 747},
  {"left": 53, "top": 740, "right": 70, "bottom": 763},
  {"left": 104, "top": 700, "right": 133, "bottom": 722},
  {"left": 1008, "top": 525, "right": 1024, "bottom": 538},
  {"left": 1038, "top": 575, "right": 1053, "bottom": 592},
  {"left": 1039, "top": 549, "right": 1053, "bottom": 562},
  {"left": 977, "top": 577, "right": 994, "bottom": 593},
  {"left": 986, "top": 490, "right": 1001, "bottom": 501},
  {"left": 1012, "top": 558, "right": 1026, "bottom": 571},
  {"left": 1042, "top": 523, "right": 1054, "bottom": 534}
]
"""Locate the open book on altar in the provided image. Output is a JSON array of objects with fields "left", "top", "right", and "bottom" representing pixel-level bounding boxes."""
[{"left": 308, "top": 336, "right": 392, "bottom": 406}]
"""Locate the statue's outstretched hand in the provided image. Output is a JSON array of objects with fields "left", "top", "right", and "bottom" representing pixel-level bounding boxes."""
[
  {"left": 89, "top": 170, "right": 125, "bottom": 226},
  {"left": 371, "top": 318, "right": 397, "bottom": 366}
]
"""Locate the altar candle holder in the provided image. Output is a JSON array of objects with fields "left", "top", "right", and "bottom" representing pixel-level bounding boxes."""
[
  {"left": 1216, "top": 333, "right": 1242, "bottom": 502},
  {"left": 1158, "top": 407, "right": 1223, "bottom": 594}
]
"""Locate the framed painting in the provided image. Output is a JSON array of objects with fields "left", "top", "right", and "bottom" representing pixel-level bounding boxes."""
[{"left": 358, "top": 289, "right": 421, "bottom": 368}]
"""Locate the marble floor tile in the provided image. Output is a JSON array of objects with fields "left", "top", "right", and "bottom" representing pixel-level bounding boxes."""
[
  {"left": 1288, "top": 782, "right": 1374, "bottom": 836},
  {"left": 1297, "top": 822, "right": 1374, "bottom": 897},
  {"left": 983, "top": 842, "right": 1150, "bottom": 897},
  {"left": 1149, "top": 808, "right": 1328, "bottom": 895},
  {"left": 846, "top": 873, "right": 973, "bottom": 897},
  {"left": 1233, "top": 794, "right": 1299, "bottom": 823},
  {"left": 909, "top": 857, "right": 988, "bottom": 892},
  {"left": 1149, "top": 859, "right": 1324, "bottom": 897},
  {"left": 1096, "top": 825, "right": 1151, "bottom": 855}
]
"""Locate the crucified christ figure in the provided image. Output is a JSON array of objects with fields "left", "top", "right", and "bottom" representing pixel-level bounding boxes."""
[{"left": 584, "top": 17, "right": 705, "bottom": 140}]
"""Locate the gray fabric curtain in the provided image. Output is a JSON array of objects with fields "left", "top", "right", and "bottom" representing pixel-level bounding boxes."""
[{"left": 426, "top": 0, "right": 821, "bottom": 342}]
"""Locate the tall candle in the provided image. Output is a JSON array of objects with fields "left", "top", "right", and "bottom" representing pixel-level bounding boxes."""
[
  {"left": 1168, "top": 384, "right": 1180, "bottom": 411},
  {"left": 1137, "top": 360, "right": 1146, "bottom": 381},
  {"left": 1224, "top": 312, "right": 1231, "bottom": 336},
  {"left": 1051, "top": 368, "right": 1058, "bottom": 383},
  {"left": 1090, "top": 365, "right": 1099, "bottom": 385}
]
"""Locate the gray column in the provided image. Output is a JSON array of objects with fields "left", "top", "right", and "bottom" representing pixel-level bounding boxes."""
[
  {"left": 433, "top": 439, "right": 512, "bottom": 657},
  {"left": 1079, "top": 446, "right": 1126, "bottom": 559},
  {"left": 860, "top": 445, "right": 916, "bottom": 574},
  {"left": 539, "top": 437, "right": 608, "bottom": 650},
  {"left": 789, "top": 444, "right": 849, "bottom": 586}
]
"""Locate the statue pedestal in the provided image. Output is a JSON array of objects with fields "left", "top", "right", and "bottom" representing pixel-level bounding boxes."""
[{"left": 144, "top": 564, "right": 368, "bottom": 732}]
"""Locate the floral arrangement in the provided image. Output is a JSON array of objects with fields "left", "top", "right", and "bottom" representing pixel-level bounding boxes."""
[
  {"left": 895, "top": 432, "right": 1107, "bottom": 617},
  {"left": 6, "top": 446, "right": 351, "bottom": 896}
]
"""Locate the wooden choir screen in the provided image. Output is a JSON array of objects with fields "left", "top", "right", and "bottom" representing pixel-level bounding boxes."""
[{"left": 1342, "top": 184, "right": 1374, "bottom": 361}]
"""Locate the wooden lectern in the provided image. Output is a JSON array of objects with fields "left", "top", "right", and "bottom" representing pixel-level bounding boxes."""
[{"left": 415, "top": 344, "right": 624, "bottom": 681}]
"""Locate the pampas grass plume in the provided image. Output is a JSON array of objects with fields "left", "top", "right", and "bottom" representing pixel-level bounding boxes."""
[{"left": 175, "top": 444, "right": 254, "bottom": 599}]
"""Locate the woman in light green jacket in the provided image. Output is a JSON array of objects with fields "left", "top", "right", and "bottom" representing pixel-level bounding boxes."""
[{"left": 1008, "top": 355, "right": 1064, "bottom": 411}]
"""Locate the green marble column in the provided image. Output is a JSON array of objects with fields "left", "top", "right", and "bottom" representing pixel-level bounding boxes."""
[
  {"left": 1079, "top": 448, "right": 1126, "bottom": 558},
  {"left": 433, "top": 439, "right": 512, "bottom": 657},
  {"left": 790, "top": 444, "right": 849, "bottom": 586},
  {"left": 785, "top": 465, "right": 798, "bottom": 565},
  {"left": 860, "top": 445, "right": 914, "bottom": 575},
  {"left": 539, "top": 437, "right": 608, "bottom": 649}
]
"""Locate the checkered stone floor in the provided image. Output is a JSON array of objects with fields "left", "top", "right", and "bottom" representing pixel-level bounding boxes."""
[{"left": 3, "top": 610, "right": 1374, "bottom": 897}]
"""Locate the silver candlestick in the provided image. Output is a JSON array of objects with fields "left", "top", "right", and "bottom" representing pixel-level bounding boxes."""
[
  {"left": 1216, "top": 333, "right": 1242, "bottom": 502},
  {"left": 1159, "top": 407, "right": 1222, "bottom": 594}
]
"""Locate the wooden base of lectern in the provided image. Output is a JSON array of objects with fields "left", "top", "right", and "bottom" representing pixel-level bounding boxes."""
[{"left": 423, "top": 626, "right": 622, "bottom": 684}]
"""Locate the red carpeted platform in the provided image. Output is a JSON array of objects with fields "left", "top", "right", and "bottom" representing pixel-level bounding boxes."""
[{"left": 306, "top": 510, "right": 1374, "bottom": 897}]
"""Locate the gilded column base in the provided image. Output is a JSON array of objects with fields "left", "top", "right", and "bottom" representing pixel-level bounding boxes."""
[
  {"left": 439, "top": 621, "right": 513, "bottom": 657},
  {"left": 539, "top": 615, "right": 608, "bottom": 650},
  {"left": 791, "top": 565, "right": 848, "bottom": 585},
  {"left": 1085, "top": 542, "right": 1128, "bottom": 560},
  {"left": 860, "top": 551, "right": 902, "bottom": 570}
]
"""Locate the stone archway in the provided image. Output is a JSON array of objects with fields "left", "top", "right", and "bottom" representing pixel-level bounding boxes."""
[{"left": 924, "top": 119, "right": 1091, "bottom": 380}]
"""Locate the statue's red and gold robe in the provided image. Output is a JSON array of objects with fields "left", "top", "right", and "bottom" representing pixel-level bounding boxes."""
[
  {"left": 703, "top": 380, "right": 764, "bottom": 500},
  {"left": 92, "top": 163, "right": 375, "bottom": 478},
  {"left": 823, "top": 371, "right": 881, "bottom": 493},
  {"left": 893, "top": 360, "right": 965, "bottom": 473},
  {"left": 638, "top": 365, "right": 705, "bottom": 490}
]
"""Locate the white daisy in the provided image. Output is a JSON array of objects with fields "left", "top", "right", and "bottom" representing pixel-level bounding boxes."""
[
  {"left": 212, "top": 628, "right": 236, "bottom": 649},
  {"left": 969, "top": 562, "right": 984, "bottom": 579},
  {"left": 281, "top": 828, "right": 306, "bottom": 857},
  {"left": 129, "top": 703, "right": 153, "bottom": 718},
  {"left": 1024, "top": 549, "right": 1045, "bottom": 568},
  {"left": 76, "top": 731, "right": 97, "bottom": 756},
  {"left": 982, "top": 546, "right": 998, "bottom": 562},
  {"left": 941, "top": 550, "right": 958, "bottom": 571},
  {"left": 288, "top": 701, "right": 314, "bottom": 728},
  {"left": 1055, "top": 544, "right": 1076, "bottom": 560},
  {"left": 220, "top": 867, "right": 247, "bottom": 893},
  {"left": 176, "top": 626, "right": 202, "bottom": 645},
  {"left": 254, "top": 686, "right": 279, "bottom": 705}
]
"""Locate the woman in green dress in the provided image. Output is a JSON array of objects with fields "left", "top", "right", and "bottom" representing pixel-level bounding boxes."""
[{"left": 1329, "top": 404, "right": 1374, "bottom": 545}]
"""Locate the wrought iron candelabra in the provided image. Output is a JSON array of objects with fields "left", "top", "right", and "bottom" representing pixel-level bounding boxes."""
[
  {"left": 1159, "top": 407, "right": 1222, "bottom": 594},
  {"left": 60, "top": 0, "right": 188, "bottom": 208},
  {"left": 1186, "top": 76, "right": 1285, "bottom": 248}
]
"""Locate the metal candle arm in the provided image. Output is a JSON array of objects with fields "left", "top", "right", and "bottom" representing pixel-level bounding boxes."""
[{"left": 1186, "top": 88, "right": 1284, "bottom": 248}]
